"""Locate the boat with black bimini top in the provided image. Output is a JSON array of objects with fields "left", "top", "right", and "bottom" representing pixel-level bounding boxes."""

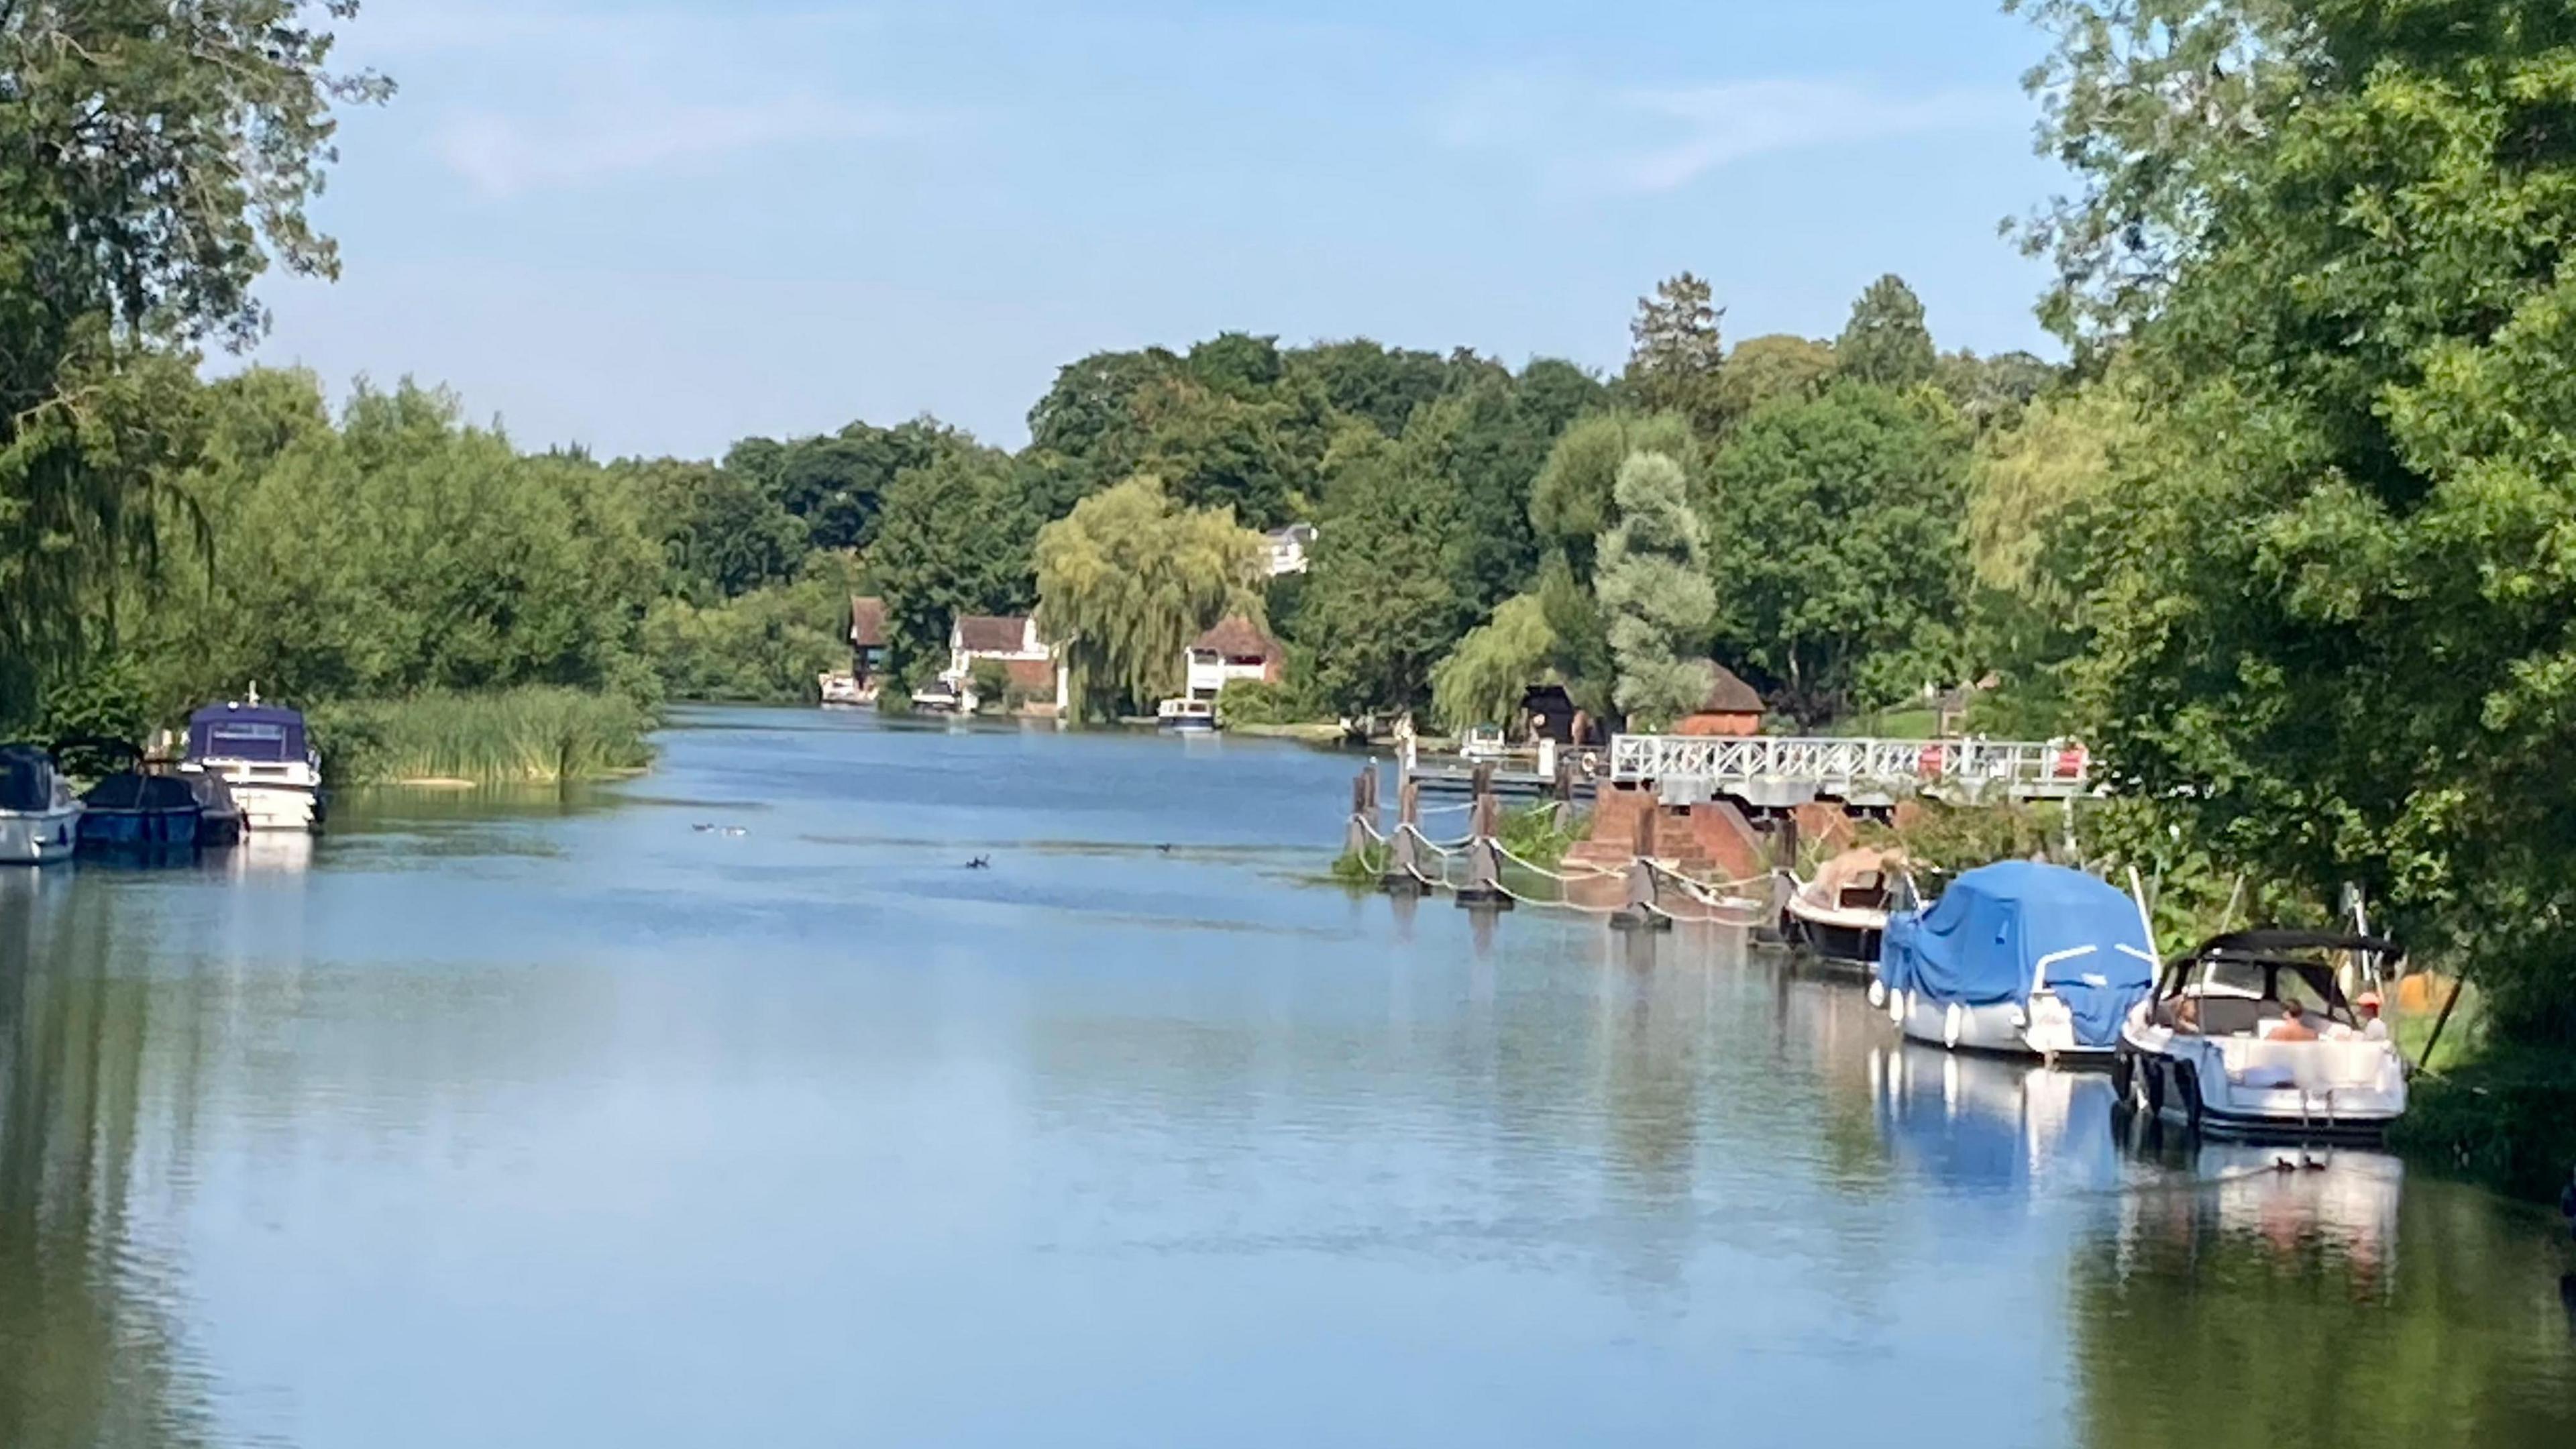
[
  {"left": 2114, "top": 930, "right": 2410, "bottom": 1143},
  {"left": 1870, "top": 860, "right": 2159, "bottom": 1063}
]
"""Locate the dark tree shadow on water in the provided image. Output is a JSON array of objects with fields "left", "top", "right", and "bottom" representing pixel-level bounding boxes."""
[{"left": 0, "top": 873, "right": 213, "bottom": 1449}]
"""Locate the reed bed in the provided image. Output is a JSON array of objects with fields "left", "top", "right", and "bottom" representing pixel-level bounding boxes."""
[{"left": 310, "top": 688, "right": 655, "bottom": 785}]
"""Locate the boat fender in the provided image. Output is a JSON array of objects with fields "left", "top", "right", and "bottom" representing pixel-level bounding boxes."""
[
  {"left": 1944, "top": 1002, "right": 1964, "bottom": 1050},
  {"left": 1868, "top": 979, "right": 1887, "bottom": 1010}
]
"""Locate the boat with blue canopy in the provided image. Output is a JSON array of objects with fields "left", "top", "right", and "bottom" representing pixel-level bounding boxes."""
[
  {"left": 1870, "top": 860, "right": 2158, "bottom": 1063},
  {"left": 180, "top": 692, "right": 324, "bottom": 833}
]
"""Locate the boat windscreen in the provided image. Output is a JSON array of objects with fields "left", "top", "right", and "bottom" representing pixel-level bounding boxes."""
[
  {"left": 187, "top": 705, "right": 307, "bottom": 763},
  {"left": 0, "top": 745, "right": 58, "bottom": 811}
]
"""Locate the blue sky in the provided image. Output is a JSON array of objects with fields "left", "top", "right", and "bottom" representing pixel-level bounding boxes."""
[{"left": 244, "top": 1, "right": 2068, "bottom": 459}]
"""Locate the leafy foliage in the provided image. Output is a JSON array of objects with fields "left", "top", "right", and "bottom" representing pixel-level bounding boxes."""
[
  {"left": 1624, "top": 272, "right": 1727, "bottom": 433},
  {"left": 1033, "top": 477, "right": 1267, "bottom": 718},
  {"left": 1707, "top": 384, "right": 1970, "bottom": 723},
  {"left": 1595, "top": 453, "right": 1716, "bottom": 729},
  {"left": 1431, "top": 593, "right": 1556, "bottom": 734},
  {"left": 2017, "top": 0, "right": 2576, "bottom": 1042},
  {"left": 1833, "top": 274, "right": 1937, "bottom": 389},
  {"left": 0, "top": 0, "right": 388, "bottom": 721}
]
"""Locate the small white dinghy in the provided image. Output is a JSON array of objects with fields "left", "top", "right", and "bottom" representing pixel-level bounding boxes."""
[
  {"left": 2115, "top": 930, "right": 2410, "bottom": 1143},
  {"left": 0, "top": 743, "right": 82, "bottom": 865}
]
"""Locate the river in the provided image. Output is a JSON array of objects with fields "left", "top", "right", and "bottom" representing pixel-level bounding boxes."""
[{"left": 1, "top": 706, "right": 2570, "bottom": 1448}]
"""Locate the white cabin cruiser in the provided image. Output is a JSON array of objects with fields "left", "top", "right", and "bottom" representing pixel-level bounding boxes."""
[
  {"left": 1871, "top": 859, "right": 2158, "bottom": 1062},
  {"left": 179, "top": 697, "right": 325, "bottom": 834},
  {"left": 2115, "top": 930, "right": 2410, "bottom": 1143},
  {"left": 1155, "top": 697, "right": 1217, "bottom": 731},
  {"left": 0, "top": 743, "right": 82, "bottom": 864}
]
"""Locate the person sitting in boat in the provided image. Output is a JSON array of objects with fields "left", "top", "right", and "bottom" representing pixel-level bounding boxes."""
[
  {"left": 2331, "top": 991, "right": 2390, "bottom": 1042},
  {"left": 2263, "top": 1000, "right": 2320, "bottom": 1042}
]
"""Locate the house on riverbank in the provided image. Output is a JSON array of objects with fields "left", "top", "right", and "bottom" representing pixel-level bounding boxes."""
[
  {"left": 848, "top": 596, "right": 888, "bottom": 691},
  {"left": 1183, "top": 617, "right": 1283, "bottom": 703},
  {"left": 941, "top": 614, "right": 1067, "bottom": 715}
]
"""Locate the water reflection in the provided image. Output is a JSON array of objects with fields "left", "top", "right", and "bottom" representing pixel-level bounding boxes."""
[
  {"left": 0, "top": 709, "right": 2567, "bottom": 1448},
  {"left": 0, "top": 871, "right": 211, "bottom": 1449}
]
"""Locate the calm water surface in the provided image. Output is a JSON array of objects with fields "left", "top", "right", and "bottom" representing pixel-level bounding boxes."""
[{"left": 3, "top": 707, "right": 2571, "bottom": 1448}]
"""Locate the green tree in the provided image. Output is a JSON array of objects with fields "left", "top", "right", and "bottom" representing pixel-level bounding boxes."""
[
  {"left": 1718, "top": 335, "right": 1837, "bottom": 424},
  {"left": 2014, "top": 0, "right": 2576, "bottom": 1040},
  {"left": 1527, "top": 411, "right": 1702, "bottom": 581},
  {"left": 1595, "top": 453, "right": 1716, "bottom": 728},
  {"left": 1624, "top": 272, "right": 1727, "bottom": 433},
  {"left": 1032, "top": 476, "right": 1267, "bottom": 718},
  {"left": 1431, "top": 593, "right": 1557, "bottom": 735},
  {"left": 867, "top": 448, "right": 1038, "bottom": 682},
  {"left": 0, "top": 0, "right": 389, "bottom": 722},
  {"left": 1709, "top": 384, "right": 1969, "bottom": 724},
  {"left": 1835, "top": 274, "right": 1937, "bottom": 390},
  {"left": 1297, "top": 427, "right": 1467, "bottom": 718}
]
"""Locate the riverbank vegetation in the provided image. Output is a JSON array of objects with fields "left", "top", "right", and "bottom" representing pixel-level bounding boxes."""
[{"left": 9, "top": 5, "right": 2576, "bottom": 1183}]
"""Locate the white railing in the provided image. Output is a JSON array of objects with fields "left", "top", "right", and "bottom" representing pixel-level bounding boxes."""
[{"left": 1608, "top": 735, "right": 2090, "bottom": 794}]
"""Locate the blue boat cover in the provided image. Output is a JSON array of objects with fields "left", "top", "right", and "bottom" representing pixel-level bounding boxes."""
[
  {"left": 187, "top": 702, "right": 308, "bottom": 763},
  {"left": 1876, "top": 860, "right": 2157, "bottom": 1049}
]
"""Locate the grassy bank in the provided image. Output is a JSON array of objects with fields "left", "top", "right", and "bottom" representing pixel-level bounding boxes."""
[{"left": 309, "top": 687, "right": 656, "bottom": 786}]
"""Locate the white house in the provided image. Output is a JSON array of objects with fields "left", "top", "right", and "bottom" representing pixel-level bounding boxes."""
[
  {"left": 1264, "top": 523, "right": 1316, "bottom": 578},
  {"left": 940, "top": 614, "right": 1068, "bottom": 714},
  {"left": 1183, "top": 617, "right": 1285, "bottom": 702}
]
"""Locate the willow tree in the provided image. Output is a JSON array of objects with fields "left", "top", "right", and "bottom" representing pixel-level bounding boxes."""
[
  {"left": 1034, "top": 477, "right": 1267, "bottom": 718},
  {"left": 0, "top": 1, "right": 390, "bottom": 722},
  {"left": 1595, "top": 451, "right": 1715, "bottom": 729},
  {"left": 1430, "top": 593, "right": 1556, "bottom": 735}
]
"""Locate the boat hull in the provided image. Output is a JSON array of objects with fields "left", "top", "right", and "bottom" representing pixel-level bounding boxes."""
[
  {"left": 183, "top": 762, "right": 323, "bottom": 833},
  {"left": 0, "top": 806, "right": 82, "bottom": 865},
  {"left": 1784, "top": 894, "right": 1886, "bottom": 964},
  {"left": 78, "top": 808, "right": 201, "bottom": 851},
  {"left": 2116, "top": 1011, "right": 2406, "bottom": 1144},
  {"left": 1882, "top": 987, "right": 2115, "bottom": 1063}
]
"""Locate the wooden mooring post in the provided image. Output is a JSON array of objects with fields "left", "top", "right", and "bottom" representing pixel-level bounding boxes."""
[
  {"left": 1344, "top": 765, "right": 1379, "bottom": 862},
  {"left": 1455, "top": 767, "right": 1511, "bottom": 911},
  {"left": 1752, "top": 812, "right": 1799, "bottom": 945},
  {"left": 1608, "top": 799, "right": 1670, "bottom": 931},
  {"left": 1379, "top": 775, "right": 1426, "bottom": 897}
]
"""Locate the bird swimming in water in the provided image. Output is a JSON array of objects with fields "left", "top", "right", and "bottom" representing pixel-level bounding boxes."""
[
  {"left": 965, "top": 855, "right": 991, "bottom": 869},
  {"left": 1157, "top": 843, "right": 1174, "bottom": 855}
]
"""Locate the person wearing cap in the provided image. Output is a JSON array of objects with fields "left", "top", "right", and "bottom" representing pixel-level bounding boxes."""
[{"left": 2355, "top": 991, "right": 2390, "bottom": 1042}]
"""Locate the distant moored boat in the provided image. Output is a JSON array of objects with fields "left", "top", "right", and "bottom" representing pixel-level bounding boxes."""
[{"left": 180, "top": 692, "right": 325, "bottom": 834}]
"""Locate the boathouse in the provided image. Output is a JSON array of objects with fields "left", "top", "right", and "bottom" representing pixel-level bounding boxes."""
[
  {"left": 848, "top": 596, "right": 888, "bottom": 688},
  {"left": 1675, "top": 663, "right": 1766, "bottom": 737}
]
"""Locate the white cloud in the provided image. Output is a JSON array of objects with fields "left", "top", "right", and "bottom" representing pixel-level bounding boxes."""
[
  {"left": 434, "top": 93, "right": 913, "bottom": 199},
  {"left": 341, "top": 1, "right": 924, "bottom": 197},
  {"left": 1437, "top": 70, "right": 2018, "bottom": 195}
]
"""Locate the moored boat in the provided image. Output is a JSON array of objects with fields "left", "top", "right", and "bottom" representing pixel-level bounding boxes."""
[
  {"left": 78, "top": 769, "right": 202, "bottom": 851},
  {"left": 180, "top": 696, "right": 324, "bottom": 833},
  {"left": 1783, "top": 847, "right": 1898, "bottom": 963},
  {"left": 1871, "top": 860, "right": 2158, "bottom": 1062},
  {"left": 2115, "top": 930, "right": 2410, "bottom": 1143},
  {"left": 185, "top": 771, "right": 247, "bottom": 847},
  {"left": 0, "top": 743, "right": 83, "bottom": 865},
  {"left": 1155, "top": 697, "right": 1217, "bottom": 731}
]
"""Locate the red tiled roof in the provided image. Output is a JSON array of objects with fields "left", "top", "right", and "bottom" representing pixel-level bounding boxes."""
[
  {"left": 850, "top": 596, "right": 887, "bottom": 649},
  {"left": 1191, "top": 615, "right": 1279, "bottom": 659},
  {"left": 1697, "top": 661, "right": 1765, "bottom": 715},
  {"left": 956, "top": 614, "right": 1030, "bottom": 653}
]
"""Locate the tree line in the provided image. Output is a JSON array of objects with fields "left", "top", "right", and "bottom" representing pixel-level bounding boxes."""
[{"left": 11, "top": 2, "right": 2576, "bottom": 1052}]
